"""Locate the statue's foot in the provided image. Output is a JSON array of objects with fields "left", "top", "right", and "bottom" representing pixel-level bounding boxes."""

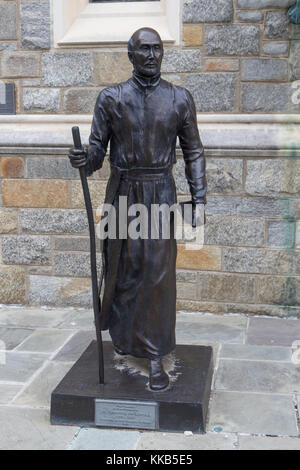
[
  {"left": 114, "top": 346, "right": 127, "bottom": 356},
  {"left": 149, "top": 358, "right": 169, "bottom": 391}
]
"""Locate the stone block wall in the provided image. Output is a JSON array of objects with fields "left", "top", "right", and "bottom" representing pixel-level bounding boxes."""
[
  {"left": 163, "top": 150, "right": 300, "bottom": 318},
  {"left": 0, "top": 0, "right": 299, "bottom": 113},
  {"left": 0, "top": 148, "right": 110, "bottom": 307},
  {"left": 0, "top": 146, "right": 299, "bottom": 318}
]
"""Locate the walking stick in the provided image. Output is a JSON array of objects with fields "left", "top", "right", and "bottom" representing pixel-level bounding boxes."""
[{"left": 72, "top": 126, "right": 105, "bottom": 385}]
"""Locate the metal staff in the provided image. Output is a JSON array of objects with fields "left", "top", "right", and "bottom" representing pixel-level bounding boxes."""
[{"left": 72, "top": 126, "right": 104, "bottom": 385}]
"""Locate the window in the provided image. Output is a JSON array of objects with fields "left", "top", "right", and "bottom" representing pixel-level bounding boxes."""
[{"left": 52, "top": 0, "right": 180, "bottom": 47}]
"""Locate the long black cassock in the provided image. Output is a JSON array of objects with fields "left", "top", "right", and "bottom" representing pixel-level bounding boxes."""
[{"left": 85, "top": 73, "right": 207, "bottom": 360}]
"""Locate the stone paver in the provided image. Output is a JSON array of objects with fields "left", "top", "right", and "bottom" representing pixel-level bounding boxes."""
[
  {"left": 0, "top": 307, "right": 299, "bottom": 449},
  {"left": 0, "top": 352, "right": 48, "bottom": 383},
  {"left": 239, "top": 435, "right": 300, "bottom": 450},
  {"left": 57, "top": 310, "right": 112, "bottom": 342},
  {"left": 220, "top": 343, "right": 292, "bottom": 362},
  {"left": 176, "top": 313, "right": 247, "bottom": 344},
  {"left": 215, "top": 359, "right": 300, "bottom": 394},
  {"left": 247, "top": 317, "right": 300, "bottom": 347},
  {"left": 67, "top": 428, "right": 140, "bottom": 451},
  {"left": 57, "top": 311, "right": 112, "bottom": 340},
  {"left": 0, "top": 407, "right": 78, "bottom": 450},
  {"left": 16, "top": 329, "right": 74, "bottom": 353},
  {"left": 209, "top": 391, "right": 298, "bottom": 437},
  {"left": 136, "top": 431, "right": 237, "bottom": 450},
  {"left": 0, "top": 307, "right": 70, "bottom": 329},
  {"left": 57, "top": 309, "right": 95, "bottom": 330},
  {"left": 0, "top": 327, "right": 33, "bottom": 350},
  {"left": 13, "top": 361, "right": 74, "bottom": 407},
  {"left": 52, "top": 330, "right": 95, "bottom": 362},
  {"left": 0, "top": 384, "right": 23, "bottom": 404}
]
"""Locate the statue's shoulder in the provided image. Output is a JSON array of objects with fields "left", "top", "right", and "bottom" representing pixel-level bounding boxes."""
[
  {"left": 160, "top": 79, "right": 193, "bottom": 103},
  {"left": 95, "top": 81, "right": 129, "bottom": 107},
  {"left": 161, "top": 79, "right": 194, "bottom": 111}
]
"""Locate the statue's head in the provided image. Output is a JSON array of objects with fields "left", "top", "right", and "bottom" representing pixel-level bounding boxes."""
[{"left": 128, "top": 28, "right": 163, "bottom": 78}]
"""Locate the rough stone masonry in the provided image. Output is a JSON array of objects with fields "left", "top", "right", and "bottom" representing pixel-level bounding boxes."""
[{"left": 0, "top": 0, "right": 299, "bottom": 113}]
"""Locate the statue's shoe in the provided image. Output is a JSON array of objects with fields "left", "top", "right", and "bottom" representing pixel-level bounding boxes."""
[
  {"left": 149, "top": 358, "right": 169, "bottom": 391},
  {"left": 114, "top": 346, "right": 127, "bottom": 356}
]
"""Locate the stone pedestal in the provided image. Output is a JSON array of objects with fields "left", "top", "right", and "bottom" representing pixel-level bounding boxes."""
[{"left": 51, "top": 341, "right": 213, "bottom": 433}]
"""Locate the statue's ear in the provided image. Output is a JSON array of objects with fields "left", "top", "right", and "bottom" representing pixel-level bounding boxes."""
[{"left": 128, "top": 52, "right": 134, "bottom": 65}]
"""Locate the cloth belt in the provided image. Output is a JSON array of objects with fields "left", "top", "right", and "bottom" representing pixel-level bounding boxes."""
[{"left": 119, "top": 166, "right": 172, "bottom": 181}]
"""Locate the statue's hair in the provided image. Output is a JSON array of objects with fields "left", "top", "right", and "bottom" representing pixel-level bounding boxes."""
[{"left": 128, "top": 28, "right": 163, "bottom": 52}]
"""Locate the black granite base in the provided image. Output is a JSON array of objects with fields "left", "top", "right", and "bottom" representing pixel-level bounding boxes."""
[{"left": 50, "top": 341, "right": 213, "bottom": 433}]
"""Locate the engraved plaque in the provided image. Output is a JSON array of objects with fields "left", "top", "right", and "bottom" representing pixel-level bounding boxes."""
[{"left": 95, "top": 399, "right": 158, "bottom": 430}]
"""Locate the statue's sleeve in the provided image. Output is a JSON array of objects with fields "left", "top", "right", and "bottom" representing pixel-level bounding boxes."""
[
  {"left": 177, "top": 89, "right": 207, "bottom": 204},
  {"left": 85, "top": 91, "right": 112, "bottom": 177}
]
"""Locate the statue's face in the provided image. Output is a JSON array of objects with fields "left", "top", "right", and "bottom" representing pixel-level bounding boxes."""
[{"left": 129, "top": 29, "right": 163, "bottom": 77}]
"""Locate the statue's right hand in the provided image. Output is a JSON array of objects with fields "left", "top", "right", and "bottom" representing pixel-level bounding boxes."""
[{"left": 68, "top": 147, "right": 88, "bottom": 169}]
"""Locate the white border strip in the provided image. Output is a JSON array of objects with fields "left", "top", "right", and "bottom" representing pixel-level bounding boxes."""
[
  {"left": 1, "top": 114, "right": 300, "bottom": 124},
  {"left": 0, "top": 114, "right": 300, "bottom": 149}
]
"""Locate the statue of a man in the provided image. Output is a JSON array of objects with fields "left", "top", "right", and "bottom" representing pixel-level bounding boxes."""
[{"left": 69, "top": 28, "right": 207, "bottom": 391}]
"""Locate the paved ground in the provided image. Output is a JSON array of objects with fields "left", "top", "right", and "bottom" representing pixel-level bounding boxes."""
[{"left": 0, "top": 305, "right": 300, "bottom": 450}]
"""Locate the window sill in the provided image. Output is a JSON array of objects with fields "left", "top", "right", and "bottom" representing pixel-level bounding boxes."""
[{"left": 52, "top": 0, "right": 181, "bottom": 47}]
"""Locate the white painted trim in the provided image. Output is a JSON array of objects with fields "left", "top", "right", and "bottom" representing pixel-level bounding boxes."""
[
  {"left": 1, "top": 114, "right": 300, "bottom": 124},
  {"left": 1, "top": 114, "right": 300, "bottom": 150},
  {"left": 52, "top": 0, "right": 87, "bottom": 48},
  {"left": 52, "top": 0, "right": 180, "bottom": 47}
]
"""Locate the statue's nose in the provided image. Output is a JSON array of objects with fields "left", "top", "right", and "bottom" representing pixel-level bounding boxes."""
[{"left": 148, "top": 47, "right": 155, "bottom": 58}]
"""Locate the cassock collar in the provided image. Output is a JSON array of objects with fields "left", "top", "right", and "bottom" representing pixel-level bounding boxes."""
[{"left": 132, "top": 71, "right": 161, "bottom": 90}]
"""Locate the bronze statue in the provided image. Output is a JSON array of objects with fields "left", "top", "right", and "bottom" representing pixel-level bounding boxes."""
[{"left": 69, "top": 28, "right": 207, "bottom": 391}]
